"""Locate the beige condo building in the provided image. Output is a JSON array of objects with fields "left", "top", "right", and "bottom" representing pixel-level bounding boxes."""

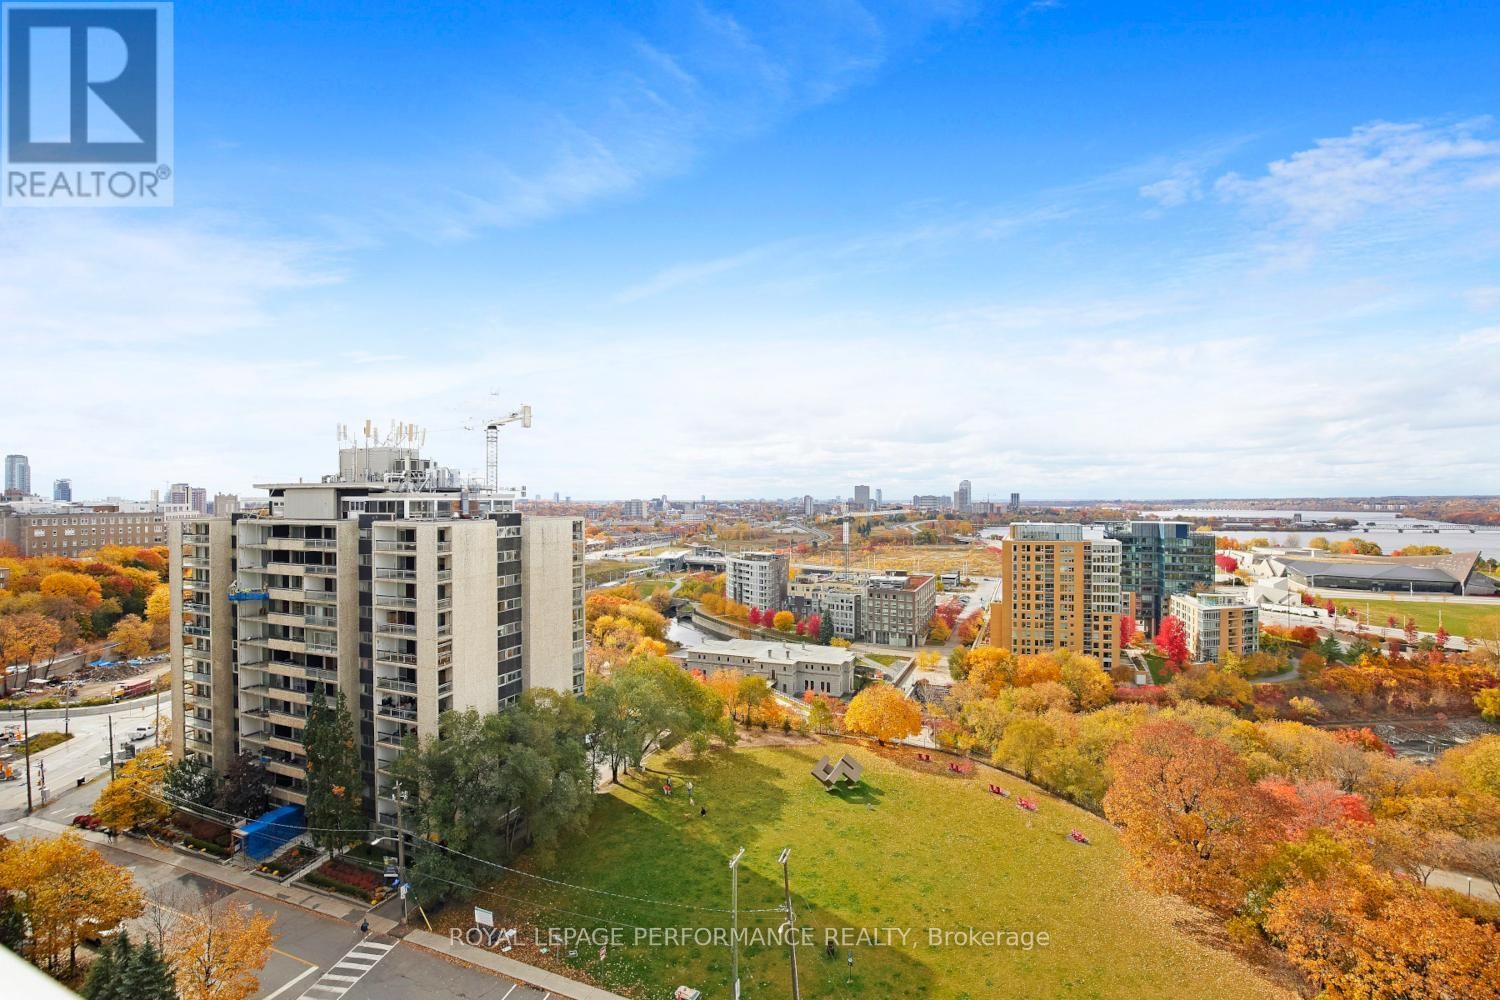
[{"left": 988, "top": 522, "right": 1121, "bottom": 670}]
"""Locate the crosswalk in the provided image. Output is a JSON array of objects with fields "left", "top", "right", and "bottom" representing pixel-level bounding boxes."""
[{"left": 299, "top": 938, "right": 396, "bottom": 998}]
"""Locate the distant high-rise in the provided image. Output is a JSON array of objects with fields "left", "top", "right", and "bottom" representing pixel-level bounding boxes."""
[
  {"left": 853, "top": 485, "right": 871, "bottom": 510},
  {"left": 623, "top": 498, "right": 645, "bottom": 518},
  {"left": 52, "top": 478, "right": 72, "bottom": 501},
  {"left": 1106, "top": 521, "right": 1216, "bottom": 631},
  {"left": 955, "top": 480, "right": 972, "bottom": 513},
  {"left": 4, "top": 455, "right": 30, "bottom": 496},
  {"left": 802, "top": 495, "right": 815, "bottom": 516},
  {"left": 1009, "top": 492, "right": 1021, "bottom": 513},
  {"left": 875, "top": 488, "right": 882, "bottom": 505},
  {"left": 168, "top": 482, "right": 191, "bottom": 506}
]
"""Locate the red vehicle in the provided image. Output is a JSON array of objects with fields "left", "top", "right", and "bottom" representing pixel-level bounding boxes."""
[{"left": 111, "top": 678, "right": 154, "bottom": 701}]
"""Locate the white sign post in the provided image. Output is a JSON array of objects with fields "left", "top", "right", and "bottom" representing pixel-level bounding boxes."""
[{"left": 473, "top": 907, "right": 494, "bottom": 928}]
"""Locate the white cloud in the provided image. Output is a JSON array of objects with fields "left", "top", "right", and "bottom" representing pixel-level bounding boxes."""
[
  {"left": 1215, "top": 119, "right": 1500, "bottom": 232},
  {"left": 1140, "top": 166, "right": 1203, "bottom": 207}
]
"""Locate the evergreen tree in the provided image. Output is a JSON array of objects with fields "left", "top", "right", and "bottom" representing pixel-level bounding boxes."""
[
  {"left": 163, "top": 753, "right": 217, "bottom": 810},
  {"left": 82, "top": 928, "right": 131, "bottom": 1000},
  {"left": 818, "top": 614, "right": 835, "bottom": 645},
  {"left": 217, "top": 750, "right": 272, "bottom": 819},
  {"left": 304, "top": 688, "right": 364, "bottom": 852},
  {"left": 123, "top": 935, "right": 176, "bottom": 1000}
]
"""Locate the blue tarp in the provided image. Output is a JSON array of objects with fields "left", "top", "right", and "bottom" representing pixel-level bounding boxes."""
[{"left": 237, "top": 804, "right": 305, "bottom": 860}]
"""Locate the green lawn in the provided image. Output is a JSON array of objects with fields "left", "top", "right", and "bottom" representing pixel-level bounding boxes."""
[
  {"left": 438, "top": 743, "right": 1290, "bottom": 999},
  {"left": 864, "top": 653, "right": 903, "bottom": 667},
  {"left": 1312, "top": 593, "right": 1500, "bottom": 638}
]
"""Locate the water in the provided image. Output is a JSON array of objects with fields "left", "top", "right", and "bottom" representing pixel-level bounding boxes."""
[
  {"left": 667, "top": 617, "right": 713, "bottom": 646},
  {"left": 983, "top": 509, "right": 1499, "bottom": 560}
]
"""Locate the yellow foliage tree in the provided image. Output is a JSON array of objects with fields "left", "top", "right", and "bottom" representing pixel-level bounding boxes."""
[
  {"left": 146, "top": 583, "right": 172, "bottom": 644},
  {"left": 0, "top": 831, "right": 143, "bottom": 975},
  {"left": 1056, "top": 650, "right": 1114, "bottom": 711},
  {"left": 844, "top": 683, "right": 922, "bottom": 743},
  {"left": 170, "top": 898, "right": 276, "bottom": 1000},
  {"left": 39, "top": 571, "right": 103, "bottom": 609},
  {"left": 772, "top": 610, "right": 796, "bottom": 632},
  {"left": 108, "top": 613, "right": 154, "bottom": 659},
  {"left": 94, "top": 744, "right": 172, "bottom": 830}
]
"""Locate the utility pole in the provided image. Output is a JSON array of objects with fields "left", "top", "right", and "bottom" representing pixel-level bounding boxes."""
[
  {"left": 108, "top": 714, "right": 117, "bottom": 781},
  {"left": 395, "top": 782, "right": 409, "bottom": 921},
  {"left": 22, "top": 706, "right": 33, "bottom": 815},
  {"left": 779, "top": 847, "right": 801, "bottom": 1000},
  {"left": 728, "top": 847, "right": 745, "bottom": 1000}
]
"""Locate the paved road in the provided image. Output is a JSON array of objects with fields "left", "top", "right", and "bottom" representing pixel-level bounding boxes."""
[
  {"left": 0, "top": 699, "right": 166, "bottom": 822},
  {"left": 5, "top": 814, "right": 550, "bottom": 1000}
]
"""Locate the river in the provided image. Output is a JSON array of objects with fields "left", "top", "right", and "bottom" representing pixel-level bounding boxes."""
[{"left": 983, "top": 508, "right": 1500, "bottom": 560}]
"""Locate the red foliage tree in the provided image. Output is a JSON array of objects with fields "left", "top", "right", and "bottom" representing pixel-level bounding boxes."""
[
  {"left": 1154, "top": 615, "right": 1191, "bottom": 668},
  {"left": 748, "top": 607, "right": 763, "bottom": 626},
  {"left": 1119, "top": 614, "right": 1137, "bottom": 646}
]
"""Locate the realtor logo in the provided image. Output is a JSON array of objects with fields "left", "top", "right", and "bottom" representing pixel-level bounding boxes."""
[{"left": 2, "top": 1, "right": 173, "bottom": 205}]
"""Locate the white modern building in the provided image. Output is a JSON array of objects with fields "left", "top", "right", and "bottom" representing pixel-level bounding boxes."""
[
  {"left": 1168, "top": 590, "right": 1260, "bottom": 662},
  {"left": 725, "top": 550, "right": 790, "bottom": 610},
  {"left": 672, "top": 638, "right": 856, "bottom": 698}
]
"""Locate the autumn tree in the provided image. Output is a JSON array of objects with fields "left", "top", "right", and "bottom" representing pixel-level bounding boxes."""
[
  {"left": 772, "top": 610, "right": 796, "bottom": 632},
  {"left": 1056, "top": 651, "right": 1114, "bottom": 711},
  {"left": 144, "top": 584, "right": 171, "bottom": 647},
  {"left": 1103, "top": 720, "right": 1286, "bottom": 913},
  {"left": 1264, "top": 864, "right": 1499, "bottom": 999},
  {"left": 1119, "top": 614, "right": 1137, "bottom": 647},
  {"left": 804, "top": 692, "right": 839, "bottom": 734},
  {"left": 170, "top": 897, "right": 276, "bottom": 1000},
  {"left": 0, "top": 831, "right": 144, "bottom": 976},
  {"left": 843, "top": 683, "right": 922, "bottom": 744},
  {"left": 39, "top": 571, "right": 103, "bottom": 610},
  {"left": 94, "top": 745, "right": 173, "bottom": 831},
  {"left": 736, "top": 674, "right": 772, "bottom": 725},
  {"left": 1154, "top": 615, "right": 1191, "bottom": 669},
  {"left": 107, "top": 613, "right": 153, "bottom": 659},
  {"left": 0, "top": 612, "right": 62, "bottom": 691}
]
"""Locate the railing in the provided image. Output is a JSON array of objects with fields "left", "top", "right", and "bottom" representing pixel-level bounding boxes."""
[
  {"left": 373, "top": 594, "right": 417, "bottom": 609},
  {"left": 376, "top": 622, "right": 417, "bottom": 636},
  {"left": 375, "top": 702, "right": 417, "bottom": 721},
  {"left": 306, "top": 640, "right": 338, "bottom": 654},
  {"left": 375, "top": 568, "right": 417, "bottom": 580},
  {"left": 375, "top": 730, "right": 410, "bottom": 749},
  {"left": 435, "top": 597, "right": 452, "bottom": 611},
  {"left": 375, "top": 539, "right": 418, "bottom": 552},
  {"left": 375, "top": 676, "right": 418, "bottom": 694},
  {"left": 182, "top": 625, "right": 211, "bottom": 638},
  {"left": 435, "top": 570, "right": 452, "bottom": 582},
  {"left": 304, "top": 613, "right": 337, "bottom": 627},
  {"left": 303, "top": 564, "right": 337, "bottom": 576},
  {"left": 374, "top": 650, "right": 418, "bottom": 666},
  {"left": 182, "top": 601, "right": 211, "bottom": 613},
  {"left": 304, "top": 538, "right": 337, "bottom": 549},
  {"left": 302, "top": 589, "right": 337, "bottom": 604}
]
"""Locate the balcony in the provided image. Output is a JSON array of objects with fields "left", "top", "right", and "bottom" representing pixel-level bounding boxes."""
[
  {"left": 302, "top": 589, "right": 338, "bottom": 604},
  {"left": 375, "top": 675, "right": 418, "bottom": 695},
  {"left": 305, "top": 639, "right": 338, "bottom": 655},
  {"left": 375, "top": 567, "right": 417, "bottom": 581},
  {"left": 182, "top": 600, "right": 211, "bottom": 613},
  {"left": 375, "top": 701, "right": 417, "bottom": 722},
  {"left": 182, "top": 556, "right": 210, "bottom": 570},
  {"left": 375, "top": 728, "right": 412, "bottom": 750},
  {"left": 375, "top": 622, "right": 417, "bottom": 637},
  {"left": 374, "top": 650, "right": 418, "bottom": 666},
  {"left": 375, "top": 539, "right": 418, "bottom": 552},
  {"left": 373, "top": 593, "right": 417, "bottom": 610},
  {"left": 182, "top": 624, "right": 212, "bottom": 638},
  {"left": 184, "top": 736, "right": 214, "bottom": 754},
  {"left": 303, "top": 612, "right": 337, "bottom": 627}
]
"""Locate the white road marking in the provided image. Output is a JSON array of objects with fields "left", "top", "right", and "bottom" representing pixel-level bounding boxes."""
[
  {"left": 499, "top": 986, "right": 517, "bottom": 1000},
  {"left": 262, "top": 964, "right": 319, "bottom": 1000},
  {"left": 298, "top": 937, "right": 395, "bottom": 998}
]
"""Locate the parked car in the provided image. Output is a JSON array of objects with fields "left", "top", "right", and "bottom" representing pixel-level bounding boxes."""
[{"left": 129, "top": 725, "right": 155, "bottom": 742}]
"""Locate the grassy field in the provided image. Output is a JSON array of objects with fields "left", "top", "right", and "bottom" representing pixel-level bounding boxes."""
[
  {"left": 435, "top": 742, "right": 1290, "bottom": 1000},
  {"left": 1311, "top": 593, "right": 1500, "bottom": 638},
  {"left": 800, "top": 543, "right": 1004, "bottom": 578}
]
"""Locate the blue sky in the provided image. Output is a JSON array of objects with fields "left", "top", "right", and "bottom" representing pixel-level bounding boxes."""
[{"left": 4, "top": 0, "right": 1500, "bottom": 501}]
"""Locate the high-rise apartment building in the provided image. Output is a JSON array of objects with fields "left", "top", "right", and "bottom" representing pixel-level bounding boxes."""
[
  {"left": 801, "top": 495, "right": 815, "bottom": 517},
  {"left": 170, "top": 444, "right": 586, "bottom": 833},
  {"left": 724, "top": 551, "right": 789, "bottom": 610},
  {"left": 955, "top": 480, "right": 972, "bottom": 513},
  {"left": 853, "top": 485, "right": 871, "bottom": 509},
  {"left": 622, "top": 499, "right": 645, "bottom": 518},
  {"left": 4, "top": 455, "right": 30, "bottom": 496},
  {"left": 1105, "top": 521, "right": 1215, "bottom": 631},
  {"left": 989, "top": 523, "right": 1120, "bottom": 670},
  {"left": 1009, "top": 492, "right": 1021, "bottom": 513},
  {"left": 52, "top": 479, "right": 72, "bottom": 501}
]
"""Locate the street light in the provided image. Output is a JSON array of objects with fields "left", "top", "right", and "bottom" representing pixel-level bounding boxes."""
[
  {"left": 728, "top": 847, "right": 745, "bottom": 1000},
  {"left": 778, "top": 848, "right": 801, "bottom": 1000},
  {"left": 372, "top": 782, "right": 410, "bottom": 920}
]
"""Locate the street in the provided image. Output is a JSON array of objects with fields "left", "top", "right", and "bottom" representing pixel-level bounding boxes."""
[
  {"left": 0, "top": 699, "right": 167, "bottom": 824},
  {"left": 4, "top": 813, "right": 553, "bottom": 1000}
]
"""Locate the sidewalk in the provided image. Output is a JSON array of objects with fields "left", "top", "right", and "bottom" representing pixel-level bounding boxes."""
[
  {"left": 9, "top": 813, "right": 629, "bottom": 996},
  {"left": 405, "top": 928, "right": 630, "bottom": 1000}
]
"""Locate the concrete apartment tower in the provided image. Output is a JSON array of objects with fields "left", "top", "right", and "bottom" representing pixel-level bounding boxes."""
[
  {"left": 170, "top": 441, "right": 585, "bottom": 832},
  {"left": 725, "top": 550, "right": 790, "bottom": 610},
  {"left": 988, "top": 522, "right": 1121, "bottom": 671}
]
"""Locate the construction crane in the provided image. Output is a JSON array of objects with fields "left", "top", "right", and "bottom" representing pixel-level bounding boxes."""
[{"left": 477, "top": 405, "right": 531, "bottom": 492}]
